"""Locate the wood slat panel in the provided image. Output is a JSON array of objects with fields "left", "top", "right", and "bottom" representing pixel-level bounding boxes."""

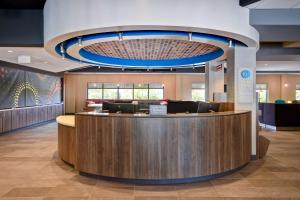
[
  {"left": 2, "top": 110, "right": 12, "bottom": 133},
  {"left": 75, "top": 112, "right": 252, "bottom": 180},
  {"left": 0, "top": 104, "right": 63, "bottom": 134},
  {"left": 0, "top": 111, "right": 3, "bottom": 134},
  {"left": 38, "top": 106, "right": 48, "bottom": 123},
  {"left": 58, "top": 124, "right": 76, "bottom": 165},
  {"left": 11, "top": 109, "right": 27, "bottom": 130}
]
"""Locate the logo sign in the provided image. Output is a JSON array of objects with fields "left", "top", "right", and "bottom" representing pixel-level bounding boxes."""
[
  {"left": 240, "top": 69, "right": 251, "bottom": 79},
  {"left": 238, "top": 68, "right": 253, "bottom": 104},
  {"left": 149, "top": 105, "right": 167, "bottom": 116}
]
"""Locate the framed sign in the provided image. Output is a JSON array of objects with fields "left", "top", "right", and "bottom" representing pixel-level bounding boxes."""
[
  {"left": 238, "top": 68, "right": 254, "bottom": 103},
  {"left": 149, "top": 105, "right": 167, "bottom": 116}
]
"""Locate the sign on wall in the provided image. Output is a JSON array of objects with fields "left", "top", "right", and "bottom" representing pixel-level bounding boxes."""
[{"left": 238, "top": 68, "right": 254, "bottom": 104}]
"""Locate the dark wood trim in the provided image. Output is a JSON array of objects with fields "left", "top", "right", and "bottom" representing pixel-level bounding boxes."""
[{"left": 79, "top": 163, "right": 249, "bottom": 185}]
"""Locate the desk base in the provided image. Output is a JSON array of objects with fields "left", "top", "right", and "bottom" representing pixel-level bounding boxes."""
[{"left": 78, "top": 163, "right": 249, "bottom": 185}]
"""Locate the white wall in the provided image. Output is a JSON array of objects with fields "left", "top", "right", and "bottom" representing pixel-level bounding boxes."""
[{"left": 44, "top": 0, "right": 259, "bottom": 56}]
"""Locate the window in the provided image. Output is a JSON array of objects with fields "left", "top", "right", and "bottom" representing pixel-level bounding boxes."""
[
  {"left": 134, "top": 84, "right": 149, "bottom": 100},
  {"left": 119, "top": 83, "right": 133, "bottom": 99},
  {"left": 103, "top": 83, "right": 118, "bottom": 99},
  {"left": 191, "top": 83, "right": 205, "bottom": 101},
  {"left": 296, "top": 84, "right": 300, "bottom": 101},
  {"left": 149, "top": 83, "right": 164, "bottom": 100},
  {"left": 87, "top": 82, "right": 164, "bottom": 100},
  {"left": 256, "top": 84, "right": 268, "bottom": 103},
  {"left": 87, "top": 83, "right": 102, "bottom": 99}
]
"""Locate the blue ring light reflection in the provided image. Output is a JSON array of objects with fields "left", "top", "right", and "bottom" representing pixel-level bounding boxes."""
[{"left": 55, "top": 30, "right": 243, "bottom": 68}]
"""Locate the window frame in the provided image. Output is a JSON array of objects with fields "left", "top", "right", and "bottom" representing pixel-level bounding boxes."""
[
  {"left": 296, "top": 84, "right": 300, "bottom": 101},
  {"left": 256, "top": 83, "right": 269, "bottom": 103},
  {"left": 191, "top": 83, "right": 205, "bottom": 101},
  {"left": 87, "top": 82, "right": 164, "bottom": 100}
]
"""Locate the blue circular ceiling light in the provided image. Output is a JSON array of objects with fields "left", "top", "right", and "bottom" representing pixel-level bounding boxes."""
[{"left": 55, "top": 31, "right": 243, "bottom": 69}]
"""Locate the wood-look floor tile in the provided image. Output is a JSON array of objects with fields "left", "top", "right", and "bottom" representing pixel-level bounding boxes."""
[
  {"left": 134, "top": 185, "right": 178, "bottom": 197},
  {"left": 2, "top": 187, "right": 52, "bottom": 197},
  {"left": 0, "top": 123, "right": 299, "bottom": 199}
]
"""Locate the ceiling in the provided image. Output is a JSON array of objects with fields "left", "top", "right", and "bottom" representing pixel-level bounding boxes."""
[
  {"left": 84, "top": 39, "right": 219, "bottom": 60},
  {"left": 257, "top": 61, "right": 300, "bottom": 72},
  {"left": 0, "top": 0, "right": 299, "bottom": 73},
  {"left": 0, "top": 0, "right": 46, "bottom": 9},
  {"left": 0, "top": 47, "right": 85, "bottom": 73},
  {"left": 248, "top": 0, "right": 300, "bottom": 9}
]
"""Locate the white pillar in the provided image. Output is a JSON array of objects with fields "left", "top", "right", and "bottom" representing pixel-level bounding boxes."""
[
  {"left": 205, "top": 61, "right": 225, "bottom": 102},
  {"left": 227, "top": 46, "right": 257, "bottom": 156}
]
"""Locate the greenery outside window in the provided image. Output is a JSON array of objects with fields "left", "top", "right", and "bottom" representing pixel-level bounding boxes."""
[
  {"left": 87, "top": 83, "right": 103, "bottom": 99},
  {"left": 119, "top": 83, "right": 134, "bottom": 99},
  {"left": 149, "top": 83, "right": 164, "bottom": 100},
  {"left": 191, "top": 83, "right": 205, "bottom": 101},
  {"left": 134, "top": 83, "right": 149, "bottom": 100},
  {"left": 87, "top": 82, "right": 164, "bottom": 100},
  {"left": 296, "top": 84, "right": 300, "bottom": 101},
  {"left": 256, "top": 84, "right": 268, "bottom": 103},
  {"left": 103, "top": 83, "right": 118, "bottom": 99}
]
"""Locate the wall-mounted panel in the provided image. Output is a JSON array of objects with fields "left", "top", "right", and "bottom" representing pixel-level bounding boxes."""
[
  {"left": 0, "top": 67, "right": 26, "bottom": 109},
  {"left": 0, "top": 66, "right": 62, "bottom": 110},
  {"left": 26, "top": 72, "right": 61, "bottom": 107}
]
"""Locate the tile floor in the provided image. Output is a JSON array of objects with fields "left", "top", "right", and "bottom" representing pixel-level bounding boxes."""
[{"left": 0, "top": 122, "right": 299, "bottom": 200}]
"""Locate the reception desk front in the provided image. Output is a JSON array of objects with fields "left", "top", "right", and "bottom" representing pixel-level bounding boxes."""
[{"left": 57, "top": 111, "right": 251, "bottom": 184}]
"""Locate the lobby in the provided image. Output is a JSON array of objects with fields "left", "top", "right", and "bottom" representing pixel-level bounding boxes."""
[{"left": 0, "top": 0, "right": 300, "bottom": 199}]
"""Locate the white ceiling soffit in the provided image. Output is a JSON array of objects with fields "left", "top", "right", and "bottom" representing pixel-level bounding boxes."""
[
  {"left": 257, "top": 61, "right": 300, "bottom": 71},
  {"left": 248, "top": 0, "right": 300, "bottom": 9},
  {"left": 0, "top": 47, "right": 85, "bottom": 73}
]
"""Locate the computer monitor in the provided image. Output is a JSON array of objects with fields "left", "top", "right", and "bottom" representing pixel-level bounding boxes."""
[
  {"left": 167, "top": 101, "right": 198, "bottom": 114},
  {"left": 102, "top": 101, "right": 110, "bottom": 111},
  {"left": 197, "top": 102, "right": 220, "bottom": 113},
  {"left": 107, "top": 103, "right": 135, "bottom": 113},
  {"left": 136, "top": 103, "right": 150, "bottom": 113}
]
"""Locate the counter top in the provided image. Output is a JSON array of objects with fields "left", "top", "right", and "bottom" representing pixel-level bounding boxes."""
[
  {"left": 56, "top": 115, "right": 75, "bottom": 127},
  {"left": 76, "top": 111, "right": 250, "bottom": 118}
]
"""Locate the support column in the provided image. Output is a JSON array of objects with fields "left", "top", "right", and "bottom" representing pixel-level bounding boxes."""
[
  {"left": 205, "top": 61, "right": 225, "bottom": 102},
  {"left": 227, "top": 46, "right": 257, "bottom": 157}
]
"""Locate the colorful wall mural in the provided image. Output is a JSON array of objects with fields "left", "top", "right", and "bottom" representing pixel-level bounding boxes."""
[{"left": 0, "top": 66, "right": 61, "bottom": 109}]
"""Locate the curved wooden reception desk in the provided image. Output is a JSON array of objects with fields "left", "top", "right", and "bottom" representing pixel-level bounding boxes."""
[
  {"left": 60, "top": 111, "right": 251, "bottom": 184},
  {"left": 56, "top": 115, "right": 75, "bottom": 166}
]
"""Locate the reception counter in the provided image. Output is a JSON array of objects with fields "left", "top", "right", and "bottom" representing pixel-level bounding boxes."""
[{"left": 57, "top": 111, "right": 251, "bottom": 184}]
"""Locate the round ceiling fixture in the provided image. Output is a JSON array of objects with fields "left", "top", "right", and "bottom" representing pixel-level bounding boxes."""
[{"left": 56, "top": 31, "right": 244, "bottom": 69}]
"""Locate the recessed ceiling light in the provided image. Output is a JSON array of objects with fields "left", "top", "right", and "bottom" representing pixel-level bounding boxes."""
[{"left": 7, "top": 50, "right": 13, "bottom": 53}]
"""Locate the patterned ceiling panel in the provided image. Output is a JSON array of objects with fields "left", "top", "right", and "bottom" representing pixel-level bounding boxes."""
[{"left": 83, "top": 39, "right": 220, "bottom": 60}]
